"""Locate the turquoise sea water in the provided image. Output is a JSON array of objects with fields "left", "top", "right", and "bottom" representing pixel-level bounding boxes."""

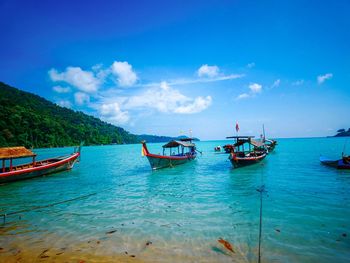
[{"left": 0, "top": 137, "right": 350, "bottom": 262}]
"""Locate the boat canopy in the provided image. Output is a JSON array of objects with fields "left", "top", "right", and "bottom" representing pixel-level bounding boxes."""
[
  {"left": 0, "top": 147, "right": 36, "bottom": 160},
  {"left": 250, "top": 139, "right": 265, "bottom": 147},
  {"left": 162, "top": 140, "right": 195, "bottom": 148}
]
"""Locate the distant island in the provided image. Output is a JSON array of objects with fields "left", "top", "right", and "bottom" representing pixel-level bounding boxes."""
[
  {"left": 0, "top": 82, "right": 198, "bottom": 148},
  {"left": 334, "top": 128, "right": 350, "bottom": 137}
]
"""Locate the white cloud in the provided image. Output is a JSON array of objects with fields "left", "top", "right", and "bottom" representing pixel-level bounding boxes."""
[
  {"left": 236, "top": 83, "right": 263, "bottom": 100},
  {"left": 125, "top": 81, "right": 211, "bottom": 114},
  {"left": 74, "top": 92, "right": 90, "bottom": 105},
  {"left": 272, "top": 79, "right": 280, "bottom": 88},
  {"left": 197, "top": 64, "right": 219, "bottom": 78},
  {"left": 247, "top": 62, "right": 255, "bottom": 68},
  {"left": 98, "top": 102, "right": 130, "bottom": 124},
  {"left": 249, "top": 83, "right": 262, "bottom": 93},
  {"left": 111, "top": 61, "right": 137, "bottom": 87},
  {"left": 236, "top": 93, "right": 250, "bottom": 100},
  {"left": 317, "top": 73, "right": 333, "bottom": 84},
  {"left": 56, "top": 100, "right": 72, "bottom": 108},
  {"left": 52, "top": 85, "right": 71, "bottom": 93},
  {"left": 292, "top": 80, "right": 304, "bottom": 86},
  {"left": 49, "top": 67, "right": 100, "bottom": 93},
  {"left": 174, "top": 96, "right": 212, "bottom": 114}
]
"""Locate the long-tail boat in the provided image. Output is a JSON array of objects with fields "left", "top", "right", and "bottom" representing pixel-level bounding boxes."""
[
  {"left": 226, "top": 136, "right": 267, "bottom": 168},
  {"left": 0, "top": 145, "right": 81, "bottom": 183},
  {"left": 141, "top": 138, "right": 197, "bottom": 170},
  {"left": 320, "top": 155, "right": 350, "bottom": 169},
  {"left": 264, "top": 139, "right": 277, "bottom": 153}
]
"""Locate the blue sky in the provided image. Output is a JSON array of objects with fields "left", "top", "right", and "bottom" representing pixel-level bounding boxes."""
[{"left": 1, "top": 0, "right": 349, "bottom": 140}]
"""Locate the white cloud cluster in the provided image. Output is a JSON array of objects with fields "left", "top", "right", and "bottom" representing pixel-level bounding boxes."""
[
  {"left": 50, "top": 61, "right": 138, "bottom": 93},
  {"left": 49, "top": 67, "right": 101, "bottom": 93},
  {"left": 249, "top": 83, "right": 262, "bottom": 93},
  {"left": 236, "top": 83, "right": 263, "bottom": 100},
  {"left": 111, "top": 61, "right": 137, "bottom": 87},
  {"left": 174, "top": 96, "right": 212, "bottom": 114},
  {"left": 317, "top": 73, "right": 333, "bottom": 84},
  {"left": 50, "top": 61, "right": 247, "bottom": 124},
  {"left": 125, "top": 81, "right": 212, "bottom": 114},
  {"left": 197, "top": 64, "right": 219, "bottom": 78},
  {"left": 98, "top": 102, "right": 130, "bottom": 124}
]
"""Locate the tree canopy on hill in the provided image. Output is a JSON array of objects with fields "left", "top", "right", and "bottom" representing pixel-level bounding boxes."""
[
  {"left": 0, "top": 82, "right": 138, "bottom": 148},
  {"left": 335, "top": 128, "right": 350, "bottom": 137}
]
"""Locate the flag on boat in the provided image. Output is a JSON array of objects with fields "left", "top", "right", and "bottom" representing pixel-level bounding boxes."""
[{"left": 235, "top": 122, "right": 239, "bottom": 132}]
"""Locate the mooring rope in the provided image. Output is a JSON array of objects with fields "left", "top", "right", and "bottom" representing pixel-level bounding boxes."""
[
  {"left": 256, "top": 184, "right": 265, "bottom": 263},
  {"left": 256, "top": 160, "right": 268, "bottom": 263},
  {"left": 1, "top": 191, "right": 98, "bottom": 224}
]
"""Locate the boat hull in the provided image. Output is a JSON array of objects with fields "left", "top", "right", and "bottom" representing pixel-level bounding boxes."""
[
  {"left": 229, "top": 152, "right": 267, "bottom": 168},
  {"left": 320, "top": 156, "right": 350, "bottom": 169},
  {"left": 146, "top": 154, "right": 196, "bottom": 170},
  {"left": 0, "top": 153, "right": 79, "bottom": 183}
]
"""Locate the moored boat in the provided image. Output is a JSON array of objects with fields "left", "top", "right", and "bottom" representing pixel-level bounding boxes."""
[
  {"left": 320, "top": 155, "right": 350, "bottom": 169},
  {"left": 141, "top": 138, "right": 197, "bottom": 170},
  {"left": 0, "top": 146, "right": 81, "bottom": 183},
  {"left": 226, "top": 136, "right": 267, "bottom": 168},
  {"left": 264, "top": 139, "right": 277, "bottom": 152}
]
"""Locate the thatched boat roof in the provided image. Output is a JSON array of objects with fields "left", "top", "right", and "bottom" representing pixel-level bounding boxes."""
[{"left": 0, "top": 147, "right": 36, "bottom": 160}]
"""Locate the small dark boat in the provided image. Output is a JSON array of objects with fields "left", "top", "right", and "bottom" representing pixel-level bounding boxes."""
[
  {"left": 320, "top": 155, "right": 350, "bottom": 169},
  {"left": 214, "top": 146, "right": 221, "bottom": 152},
  {"left": 141, "top": 138, "right": 197, "bottom": 170},
  {"left": 226, "top": 136, "right": 267, "bottom": 168},
  {"left": 0, "top": 146, "right": 81, "bottom": 183}
]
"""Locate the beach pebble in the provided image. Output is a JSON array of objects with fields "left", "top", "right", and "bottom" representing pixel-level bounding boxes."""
[{"left": 146, "top": 241, "right": 152, "bottom": 246}]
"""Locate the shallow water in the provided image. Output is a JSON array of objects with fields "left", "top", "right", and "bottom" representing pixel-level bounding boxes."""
[{"left": 0, "top": 137, "right": 349, "bottom": 262}]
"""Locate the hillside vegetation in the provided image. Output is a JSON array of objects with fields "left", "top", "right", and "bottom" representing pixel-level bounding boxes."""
[{"left": 0, "top": 82, "right": 138, "bottom": 148}]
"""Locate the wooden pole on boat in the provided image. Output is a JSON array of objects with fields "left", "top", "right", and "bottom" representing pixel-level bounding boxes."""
[
  {"left": 10, "top": 158, "right": 13, "bottom": 172},
  {"left": 2, "top": 159, "right": 4, "bottom": 173}
]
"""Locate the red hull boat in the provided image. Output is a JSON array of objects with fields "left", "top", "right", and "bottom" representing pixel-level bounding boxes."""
[
  {"left": 141, "top": 139, "right": 196, "bottom": 170},
  {"left": 226, "top": 136, "right": 267, "bottom": 168},
  {"left": 0, "top": 146, "right": 81, "bottom": 183}
]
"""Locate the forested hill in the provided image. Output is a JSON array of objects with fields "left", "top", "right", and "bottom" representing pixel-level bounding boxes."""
[{"left": 0, "top": 82, "right": 139, "bottom": 148}]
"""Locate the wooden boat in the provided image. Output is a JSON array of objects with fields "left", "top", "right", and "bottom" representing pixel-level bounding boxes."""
[
  {"left": 226, "top": 136, "right": 267, "bottom": 168},
  {"left": 141, "top": 138, "right": 197, "bottom": 170},
  {"left": 320, "top": 155, "right": 350, "bottom": 169},
  {"left": 261, "top": 125, "right": 277, "bottom": 153},
  {"left": 0, "top": 146, "right": 81, "bottom": 183},
  {"left": 264, "top": 139, "right": 277, "bottom": 153},
  {"left": 214, "top": 146, "right": 221, "bottom": 152}
]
